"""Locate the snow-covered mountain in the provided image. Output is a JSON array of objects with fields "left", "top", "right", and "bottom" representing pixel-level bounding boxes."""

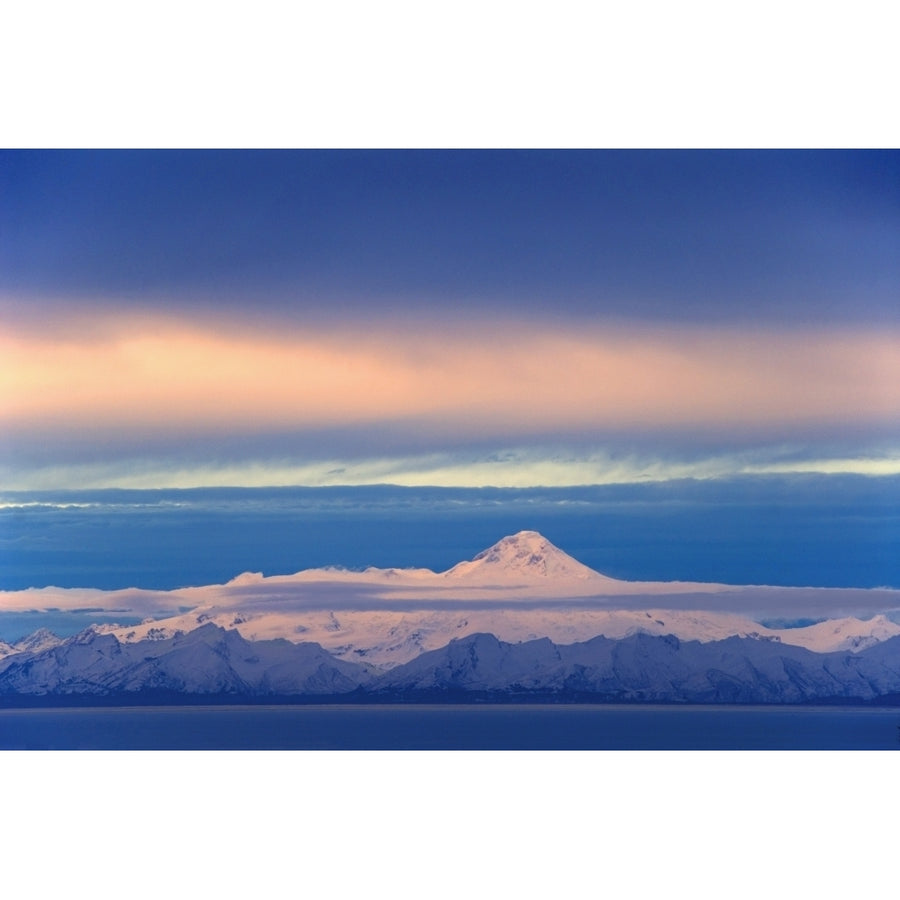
[
  {"left": 13, "top": 627, "right": 64, "bottom": 654},
  {"left": 90, "top": 604, "right": 900, "bottom": 668},
  {"left": 372, "top": 631, "right": 900, "bottom": 703},
  {"left": 1, "top": 531, "right": 899, "bottom": 697},
  {"left": 770, "top": 614, "right": 900, "bottom": 653},
  {"left": 0, "top": 629, "right": 63, "bottom": 661},
  {"left": 2, "top": 623, "right": 900, "bottom": 703},
  {"left": 0, "top": 623, "right": 370, "bottom": 696},
  {"left": 442, "top": 530, "right": 610, "bottom": 583}
]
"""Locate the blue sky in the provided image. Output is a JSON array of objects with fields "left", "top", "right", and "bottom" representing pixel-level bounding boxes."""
[{"left": 1, "top": 150, "right": 898, "bottom": 489}]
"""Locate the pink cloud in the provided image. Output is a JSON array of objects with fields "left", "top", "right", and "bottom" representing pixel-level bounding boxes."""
[{"left": 2, "top": 311, "right": 899, "bottom": 442}]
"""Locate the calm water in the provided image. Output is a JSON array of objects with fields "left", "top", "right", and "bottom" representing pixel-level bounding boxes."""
[{"left": 1, "top": 705, "right": 897, "bottom": 750}]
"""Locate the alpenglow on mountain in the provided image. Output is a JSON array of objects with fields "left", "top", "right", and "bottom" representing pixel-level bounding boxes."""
[
  {"left": 1, "top": 531, "right": 899, "bottom": 703},
  {"left": 442, "top": 531, "right": 607, "bottom": 581}
]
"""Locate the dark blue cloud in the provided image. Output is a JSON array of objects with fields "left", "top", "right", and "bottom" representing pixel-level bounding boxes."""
[
  {"left": 2, "top": 150, "right": 897, "bottom": 325},
  {"left": 5, "top": 412, "right": 899, "bottom": 473}
]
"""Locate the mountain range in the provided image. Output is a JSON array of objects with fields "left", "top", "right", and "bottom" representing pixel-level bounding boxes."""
[{"left": 1, "top": 531, "right": 899, "bottom": 703}]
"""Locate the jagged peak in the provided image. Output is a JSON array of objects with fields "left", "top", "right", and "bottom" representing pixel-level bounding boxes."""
[{"left": 13, "top": 627, "right": 62, "bottom": 652}]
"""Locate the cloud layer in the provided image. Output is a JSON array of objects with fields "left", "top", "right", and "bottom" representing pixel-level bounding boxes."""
[
  {"left": 2, "top": 307, "right": 898, "bottom": 488},
  {"left": 4, "top": 312, "right": 899, "bottom": 433},
  {"left": 2, "top": 152, "right": 897, "bottom": 489}
]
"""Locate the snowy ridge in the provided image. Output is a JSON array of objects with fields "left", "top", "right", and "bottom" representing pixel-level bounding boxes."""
[
  {"left": 93, "top": 605, "right": 900, "bottom": 667},
  {"left": 1, "top": 628, "right": 66, "bottom": 660},
  {"left": 13, "top": 628, "right": 64, "bottom": 654},
  {"left": 0, "top": 623, "right": 371, "bottom": 696},
  {"left": 2, "top": 532, "right": 899, "bottom": 675},
  {"left": 372, "top": 632, "right": 900, "bottom": 703},
  {"left": 2, "top": 624, "right": 900, "bottom": 703},
  {"left": 772, "top": 613, "right": 900, "bottom": 652}
]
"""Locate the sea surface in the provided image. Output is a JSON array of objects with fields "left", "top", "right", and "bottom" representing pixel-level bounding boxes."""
[{"left": 1, "top": 704, "right": 898, "bottom": 750}]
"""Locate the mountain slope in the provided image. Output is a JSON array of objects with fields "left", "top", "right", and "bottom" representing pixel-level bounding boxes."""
[
  {"left": 0, "top": 624, "right": 371, "bottom": 696},
  {"left": 2, "top": 624, "right": 900, "bottom": 703},
  {"left": 372, "top": 632, "right": 900, "bottom": 703},
  {"left": 13, "top": 628, "right": 64, "bottom": 654},
  {"left": 3, "top": 531, "right": 899, "bottom": 682},
  {"left": 92, "top": 603, "right": 900, "bottom": 668},
  {"left": 442, "top": 530, "right": 609, "bottom": 582}
]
